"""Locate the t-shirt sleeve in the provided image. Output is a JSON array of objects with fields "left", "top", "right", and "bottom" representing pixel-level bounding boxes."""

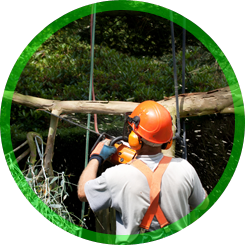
[
  {"left": 84, "top": 172, "right": 112, "bottom": 212},
  {"left": 188, "top": 166, "right": 206, "bottom": 208}
]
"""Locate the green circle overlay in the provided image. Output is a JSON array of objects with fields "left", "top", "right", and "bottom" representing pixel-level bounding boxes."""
[{"left": 1, "top": 1, "right": 244, "bottom": 244}]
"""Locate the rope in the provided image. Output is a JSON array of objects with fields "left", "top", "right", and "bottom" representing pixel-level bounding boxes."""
[
  {"left": 170, "top": 21, "right": 181, "bottom": 140},
  {"left": 85, "top": 9, "right": 96, "bottom": 164},
  {"left": 91, "top": 14, "right": 100, "bottom": 134},
  {"left": 85, "top": 5, "right": 96, "bottom": 170},
  {"left": 82, "top": 3, "right": 97, "bottom": 221},
  {"left": 170, "top": 20, "right": 188, "bottom": 159},
  {"left": 41, "top": 110, "right": 100, "bottom": 136},
  {"left": 181, "top": 27, "right": 187, "bottom": 159}
]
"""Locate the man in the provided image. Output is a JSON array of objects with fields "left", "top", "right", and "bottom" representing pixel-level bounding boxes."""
[{"left": 78, "top": 100, "right": 208, "bottom": 240}]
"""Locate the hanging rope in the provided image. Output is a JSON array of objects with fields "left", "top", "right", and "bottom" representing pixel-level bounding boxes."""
[
  {"left": 90, "top": 14, "right": 100, "bottom": 134},
  {"left": 82, "top": 3, "right": 97, "bottom": 221},
  {"left": 85, "top": 5, "right": 97, "bottom": 169},
  {"left": 181, "top": 27, "right": 187, "bottom": 159},
  {"left": 170, "top": 21, "right": 181, "bottom": 140},
  {"left": 170, "top": 20, "right": 188, "bottom": 160}
]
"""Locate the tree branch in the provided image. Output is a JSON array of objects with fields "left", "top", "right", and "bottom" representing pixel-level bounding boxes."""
[{"left": 6, "top": 86, "right": 239, "bottom": 117}]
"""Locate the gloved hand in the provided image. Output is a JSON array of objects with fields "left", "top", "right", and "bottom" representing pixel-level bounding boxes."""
[{"left": 89, "top": 139, "right": 117, "bottom": 165}]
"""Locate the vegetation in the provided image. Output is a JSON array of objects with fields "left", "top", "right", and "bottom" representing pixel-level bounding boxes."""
[
  {"left": 0, "top": 0, "right": 245, "bottom": 67},
  {"left": 10, "top": 11, "right": 232, "bottom": 231},
  {"left": 12, "top": 23, "right": 227, "bottom": 133}
]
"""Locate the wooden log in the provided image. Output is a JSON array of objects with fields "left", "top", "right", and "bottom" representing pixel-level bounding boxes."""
[
  {"left": 43, "top": 109, "right": 60, "bottom": 176},
  {"left": 5, "top": 86, "right": 240, "bottom": 117}
]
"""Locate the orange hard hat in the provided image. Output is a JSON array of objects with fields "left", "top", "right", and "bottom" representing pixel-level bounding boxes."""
[{"left": 127, "top": 101, "right": 173, "bottom": 144}]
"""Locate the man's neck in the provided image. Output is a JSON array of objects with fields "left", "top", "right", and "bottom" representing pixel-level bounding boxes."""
[{"left": 136, "top": 145, "right": 162, "bottom": 156}]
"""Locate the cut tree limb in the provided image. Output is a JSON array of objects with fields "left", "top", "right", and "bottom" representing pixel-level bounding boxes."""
[
  {"left": 6, "top": 86, "right": 240, "bottom": 117},
  {"left": 43, "top": 109, "right": 60, "bottom": 177}
]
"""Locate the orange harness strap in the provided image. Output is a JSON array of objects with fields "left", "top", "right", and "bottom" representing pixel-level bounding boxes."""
[{"left": 129, "top": 156, "right": 172, "bottom": 230}]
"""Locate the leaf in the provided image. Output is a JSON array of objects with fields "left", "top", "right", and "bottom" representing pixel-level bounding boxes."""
[
  {"left": 27, "top": 172, "right": 33, "bottom": 178},
  {"left": 49, "top": 204, "right": 63, "bottom": 209},
  {"left": 50, "top": 176, "right": 59, "bottom": 185}
]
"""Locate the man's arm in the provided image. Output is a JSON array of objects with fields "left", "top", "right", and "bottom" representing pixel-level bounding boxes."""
[
  {"left": 77, "top": 159, "right": 100, "bottom": 202},
  {"left": 77, "top": 139, "right": 116, "bottom": 202}
]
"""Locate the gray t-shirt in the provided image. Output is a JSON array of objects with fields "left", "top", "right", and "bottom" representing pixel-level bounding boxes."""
[{"left": 85, "top": 153, "right": 205, "bottom": 235}]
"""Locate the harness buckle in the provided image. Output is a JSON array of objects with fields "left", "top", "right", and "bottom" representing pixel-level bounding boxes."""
[{"left": 140, "top": 228, "right": 147, "bottom": 234}]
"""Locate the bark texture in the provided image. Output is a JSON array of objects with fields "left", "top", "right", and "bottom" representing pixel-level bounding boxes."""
[{"left": 6, "top": 86, "right": 241, "bottom": 117}]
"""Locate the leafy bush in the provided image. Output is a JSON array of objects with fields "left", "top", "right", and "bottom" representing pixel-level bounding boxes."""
[
  {"left": 12, "top": 33, "right": 228, "bottom": 133},
  {"left": 15, "top": 43, "right": 227, "bottom": 101}
]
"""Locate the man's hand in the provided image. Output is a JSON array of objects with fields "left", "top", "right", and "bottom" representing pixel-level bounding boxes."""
[{"left": 89, "top": 139, "right": 117, "bottom": 165}]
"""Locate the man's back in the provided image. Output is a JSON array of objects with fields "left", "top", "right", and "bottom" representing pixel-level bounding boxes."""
[{"left": 85, "top": 153, "right": 205, "bottom": 235}]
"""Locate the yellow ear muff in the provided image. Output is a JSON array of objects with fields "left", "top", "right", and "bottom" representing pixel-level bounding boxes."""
[
  {"left": 128, "top": 131, "right": 142, "bottom": 150},
  {"left": 164, "top": 139, "right": 173, "bottom": 150}
]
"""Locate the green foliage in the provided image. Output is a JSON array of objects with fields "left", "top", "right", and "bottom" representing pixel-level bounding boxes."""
[
  {"left": 15, "top": 43, "right": 227, "bottom": 101},
  {"left": 90, "top": 11, "right": 204, "bottom": 57},
  {"left": 11, "top": 12, "right": 228, "bottom": 139},
  {"left": 0, "top": 0, "right": 245, "bottom": 68}
]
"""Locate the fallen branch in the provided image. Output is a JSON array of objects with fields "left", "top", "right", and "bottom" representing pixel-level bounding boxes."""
[
  {"left": 5, "top": 86, "right": 239, "bottom": 117},
  {"left": 13, "top": 140, "right": 28, "bottom": 153}
]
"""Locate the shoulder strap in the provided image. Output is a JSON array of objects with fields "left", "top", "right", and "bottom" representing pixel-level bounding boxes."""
[
  {"left": 129, "top": 159, "right": 153, "bottom": 187},
  {"left": 129, "top": 156, "right": 172, "bottom": 230}
]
